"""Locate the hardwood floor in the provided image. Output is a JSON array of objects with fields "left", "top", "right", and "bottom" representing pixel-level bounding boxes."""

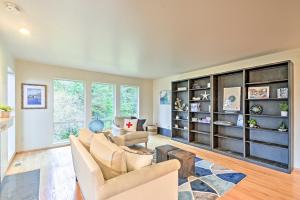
[{"left": 6, "top": 134, "right": 300, "bottom": 200}]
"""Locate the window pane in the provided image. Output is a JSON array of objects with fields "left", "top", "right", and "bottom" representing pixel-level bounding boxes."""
[
  {"left": 91, "top": 83, "right": 115, "bottom": 129},
  {"left": 53, "top": 80, "right": 85, "bottom": 143},
  {"left": 120, "top": 85, "right": 139, "bottom": 117}
]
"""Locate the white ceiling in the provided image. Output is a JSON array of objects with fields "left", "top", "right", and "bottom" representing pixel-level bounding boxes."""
[{"left": 1, "top": 0, "right": 300, "bottom": 79}]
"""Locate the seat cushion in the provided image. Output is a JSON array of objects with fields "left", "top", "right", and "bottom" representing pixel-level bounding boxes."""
[
  {"left": 78, "top": 128, "right": 94, "bottom": 151},
  {"left": 90, "top": 134, "right": 127, "bottom": 180},
  {"left": 121, "top": 146, "right": 153, "bottom": 172},
  {"left": 123, "top": 131, "right": 149, "bottom": 140}
]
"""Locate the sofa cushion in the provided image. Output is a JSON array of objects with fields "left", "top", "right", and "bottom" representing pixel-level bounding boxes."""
[
  {"left": 90, "top": 134, "right": 127, "bottom": 180},
  {"left": 78, "top": 128, "right": 94, "bottom": 151},
  {"left": 137, "top": 119, "right": 146, "bottom": 131},
  {"left": 121, "top": 146, "right": 153, "bottom": 172},
  {"left": 123, "top": 119, "right": 138, "bottom": 131}
]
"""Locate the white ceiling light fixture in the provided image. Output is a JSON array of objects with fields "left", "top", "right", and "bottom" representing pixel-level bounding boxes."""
[
  {"left": 19, "top": 28, "right": 30, "bottom": 35},
  {"left": 4, "top": 1, "right": 21, "bottom": 15}
]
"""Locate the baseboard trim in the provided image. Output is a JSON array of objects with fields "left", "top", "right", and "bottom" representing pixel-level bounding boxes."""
[
  {"left": 17, "top": 142, "right": 70, "bottom": 154},
  {"left": 158, "top": 127, "right": 171, "bottom": 137}
]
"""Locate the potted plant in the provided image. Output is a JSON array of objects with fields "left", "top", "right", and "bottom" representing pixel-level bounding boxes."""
[
  {"left": 0, "top": 104, "right": 13, "bottom": 118},
  {"left": 279, "top": 102, "right": 288, "bottom": 117},
  {"left": 278, "top": 121, "right": 288, "bottom": 132},
  {"left": 248, "top": 119, "right": 257, "bottom": 128}
]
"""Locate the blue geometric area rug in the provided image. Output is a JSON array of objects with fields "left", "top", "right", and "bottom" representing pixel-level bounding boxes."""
[
  {"left": 0, "top": 169, "right": 40, "bottom": 200},
  {"left": 179, "top": 157, "right": 246, "bottom": 200}
]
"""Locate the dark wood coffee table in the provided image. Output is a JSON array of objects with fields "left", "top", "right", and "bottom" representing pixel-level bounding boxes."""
[
  {"left": 155, "top": 144, "right": 195, "bottom": 178},
  {"left": 155, "top": 144, "right": 179, "bottom": 163},
  {"left": 168, "top": 149, "right": 195, "bottom": 178}
]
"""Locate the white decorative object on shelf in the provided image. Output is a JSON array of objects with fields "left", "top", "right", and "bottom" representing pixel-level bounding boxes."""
[
  {"left": 192, "top": 117, "right": 198, "bottom": 122},
  {"left": 192, "top": 97, "right": 201, "bottom": 101},
  {"left": 177, "top": 87, "right": 187, "bottom": 91},
  {"left": 190, "top": 103, "right": 200, "bottom": 112},
  {"left": 277, "top": 88, "right": 288, "bottom": 99},
  {"left": 214, "top": 121, "right": 234, "bottom": 126},
  {"left": 237, "top": 114, "right": 243, "bottom": 127},
  {"left": 201, "top": 91, "right": 210, "bottom": 100},
  {"left": 207, "top": 83, "right": 211, "bottom": 88}
]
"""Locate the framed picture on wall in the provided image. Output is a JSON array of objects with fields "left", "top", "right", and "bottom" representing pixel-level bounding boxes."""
[
  {"left": 22, "top": 83, "right": 47, "bottom": 109},
  {"left": 160, "top": 90, "right": 171, "bottom": 105}
]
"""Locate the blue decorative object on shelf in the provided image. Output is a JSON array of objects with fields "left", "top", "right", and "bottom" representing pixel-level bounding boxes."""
[{"left": 88, "top": 114, "right": 104, "bottom": 133}]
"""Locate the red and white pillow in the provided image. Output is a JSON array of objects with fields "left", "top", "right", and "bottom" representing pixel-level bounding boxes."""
[{"left": 123, "top": 119, "right": 138, "bottom": 131}]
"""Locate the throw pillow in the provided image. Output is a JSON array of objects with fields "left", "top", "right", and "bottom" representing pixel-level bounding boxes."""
[
  {"left": 123, "top": 119, "right": 138, "bottom": 131},
  {"left": 90, "top": 134, "right": 127, "bottom": 180},
  {"left": 121, "top": 146, "right": 153, "bottom": 172},
  {"left": 78, "top": 128, "right": 94, "bottom": 151},
  {"left": 136, "top": 119, "right": 146, "bottom": 131}
]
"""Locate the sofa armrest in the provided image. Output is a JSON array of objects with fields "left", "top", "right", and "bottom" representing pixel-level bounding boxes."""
[{"left": 99, "top": 159, "right": 180, "bottom": 200}]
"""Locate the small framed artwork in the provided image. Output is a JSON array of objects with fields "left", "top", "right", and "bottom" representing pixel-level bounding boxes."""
[
  {"left": 248, "top": 86, "right": 269, "bottom": 99},
  {"left": 223, "top": 87, "right": 241, "bottom": 111},
  {"left": 160, "top": 90, "right": 171, "bottom": 105},
  {"left": 277, "top": 88, "right": 288, "bottom": 99},
  {"left": 22, "top": 83, "right": 47, "bottom": 109}
]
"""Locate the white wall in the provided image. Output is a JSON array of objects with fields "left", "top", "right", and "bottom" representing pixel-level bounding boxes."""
[
  {"left": 0, "top": 40, "right": 14, "bottom": 104},
  {"left": 15, "top": 59, "right": 153, "bottom": 152},
  {"left": 153, "top": 48, "right": 300, "bottom": 168}
]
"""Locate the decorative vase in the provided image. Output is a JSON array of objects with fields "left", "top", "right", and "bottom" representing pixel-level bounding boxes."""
[
  {"left": 249, "top": 124, "right": 255, "bottom": 128},
  {"left": 0, "top": 111, "right": 10, "bottom": 118},
  {"left": 281, "top": 111, "right": 288, "bottom": 117}
]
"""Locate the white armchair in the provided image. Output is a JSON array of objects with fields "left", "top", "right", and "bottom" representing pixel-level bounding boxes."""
[{"left": 111, "top": 117, "right": 149, "bottom": 147}]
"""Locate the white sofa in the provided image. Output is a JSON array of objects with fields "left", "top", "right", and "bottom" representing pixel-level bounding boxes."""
[{"left": 70, "top": 134, "right": 180, "bottom": 200}]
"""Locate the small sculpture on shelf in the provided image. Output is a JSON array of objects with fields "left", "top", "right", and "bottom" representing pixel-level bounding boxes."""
[
  {"left": 192, "top": 96, "right": 201, "bottom": 101},
  {"left": 175, "top": 115, "right": 180, "bottom": 120},
  {"left": 278, "top": 122, "right": 288, "bottom": 132},
  {"left": 174, "top": 98, "right": 188, "bottom": 111},
  {"left": 248, "top": 119, "right": 258, "bottom": 128},
  {"left": 201, "top": 91, "right": 210, "bottom": 100},
  {"left": 250, "top": 104, "right": 263, "bottom": 115},
  {"left": 175, "top": 124, "right": 179, "bottom": 128},
  {"left": 192, "top": 81, "right": 201, "bottom": 89}
]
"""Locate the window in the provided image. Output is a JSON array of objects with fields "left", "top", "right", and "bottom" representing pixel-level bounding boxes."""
[
  {"left": 91, "top": 83, "right": 115, "bottom": 129},
  {"left": 53, "top": 79, "right": 85, "bottom": 143},
  {"left": 120, "top": 85, "right": 139, "bottom": 117}
]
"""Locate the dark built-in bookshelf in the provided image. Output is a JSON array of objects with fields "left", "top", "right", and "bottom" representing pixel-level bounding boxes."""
[{"left": 171, "top": 61, "right": 293, "bottom": 173}]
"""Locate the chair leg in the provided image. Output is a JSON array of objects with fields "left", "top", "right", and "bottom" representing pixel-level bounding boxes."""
[{"left": 145, "top": 142, "right": 148, "bottom": 149}]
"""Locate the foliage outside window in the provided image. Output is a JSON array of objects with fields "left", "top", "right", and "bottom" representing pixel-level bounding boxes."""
[
  {"left": 53, "top": 80, "right": 85, "bottom": 143},
  {"left": 91, "top": 83, "right": 115, "bottom": 129},
  {"left": 120, "top": 85, "right": 139, "bottom": 117}
]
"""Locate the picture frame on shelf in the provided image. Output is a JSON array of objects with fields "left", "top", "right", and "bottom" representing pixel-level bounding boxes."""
[
  {"left": 248, "top": 86, "right": 269, "bottom": 99},
  {"left": 223, "top": 87, "right": 241, "bottom": 111},
  {"left": 277, "top": 88, "right": 288, "bottom": 99}
]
